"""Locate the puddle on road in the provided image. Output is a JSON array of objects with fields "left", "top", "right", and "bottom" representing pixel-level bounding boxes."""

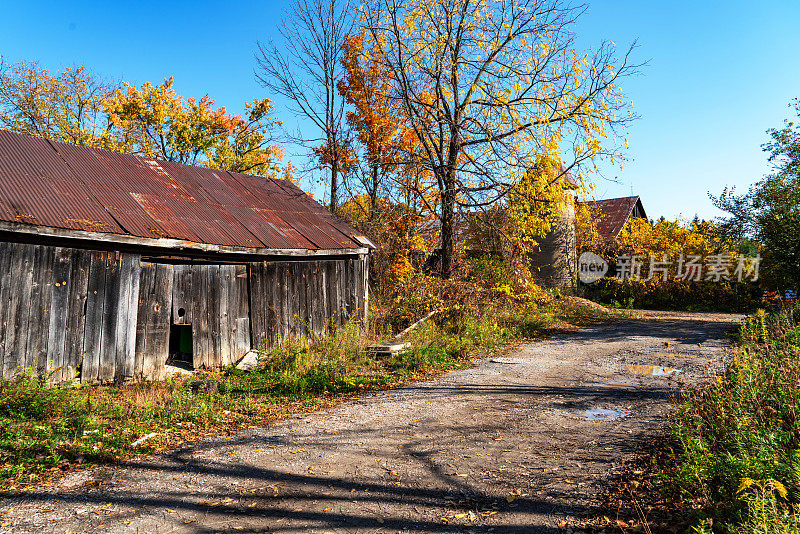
[
  {"left": 584, "top": 407, "right": 631, "bottom": 422},
  {"left": 627, "top": 364, "right": 681, "bottom": 376}
]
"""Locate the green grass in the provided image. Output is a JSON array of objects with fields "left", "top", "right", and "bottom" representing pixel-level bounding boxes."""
[
  {"left": 0, "top": 295, "right": 609, "bottom": 492},
  {"left": 666, "top": 306, "right": 800, "bottom": 533}
]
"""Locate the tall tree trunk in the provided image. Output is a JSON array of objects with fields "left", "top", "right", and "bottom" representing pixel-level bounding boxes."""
[
  {"left": 370, "top": 164, "right": 379, "bottom": 218},
  {"left": 440, "top": 177, "right": 456, "bottom": 279},
  {"left": 329, "top": 164, "right": 338, "bottom": 213}
]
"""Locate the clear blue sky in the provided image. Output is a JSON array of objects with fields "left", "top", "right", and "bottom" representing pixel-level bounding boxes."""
[{"left": 1, "top": 0, "right": 798, "bottom": 221}]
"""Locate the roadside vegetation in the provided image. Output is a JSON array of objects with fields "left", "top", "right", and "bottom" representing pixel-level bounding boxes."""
[
  {"left": 583, "top": 99, "right": 799, "bottom": 533},
  {"left": 652, "top": 96, "right": 800, "bottom": 532},
  {"left": 0, "top": 271, "right": 608, "bottom": 493},
  {"left": 578, "top": 211, "right": 764, "bottom": 313},
  {"left": 663, "top": 305, "right": 800, "bottom": 533},
  {"left": 594, "top": 305, "right": 800, "bottom": 534}
]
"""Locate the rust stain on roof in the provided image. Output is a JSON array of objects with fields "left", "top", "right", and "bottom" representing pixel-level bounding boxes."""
[{"left": 0, "top": 130, "right": 370, "bottom": 251}]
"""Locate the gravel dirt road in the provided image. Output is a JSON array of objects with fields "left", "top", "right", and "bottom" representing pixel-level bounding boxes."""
[{"left": 1, "top": 311, "right": 742, "bottom": 533}]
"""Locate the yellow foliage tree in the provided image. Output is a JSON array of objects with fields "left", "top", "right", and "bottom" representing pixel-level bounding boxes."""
[
  {"left": 574, "top": 199, "right": 604, "bottom": 253},
  {"left": 104, "top": 77, "right": 287, "bottom": 179},
  {"left": 363, "top": 0, "right": 637, "bottom": 278},
  {"left": 615, "top": 217, "right": 736, "bottom": 260},
  {"left": 583, "top": 217, "right": 757, "bottom": 311},
  {"left": 506, "top": 154, "right": 580, "bottom": 250},
  {"left": 0, "top": 60, "right": 116, "bottom": 148},
  {"left": 0, "top": 61, "right": 291, "bottom": 180}
]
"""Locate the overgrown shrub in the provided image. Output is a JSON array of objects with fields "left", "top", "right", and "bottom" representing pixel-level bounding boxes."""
[
  {"left": 669, "top": 305, "right": 800, "bottom": 531},
  {"left": 465, "top": 253, "right": 508, "bottom": 288},
  {"left": 584, "top": 277, "right": 762, "bottom": 312},
  {"left": 578, "top": 214, "right": 766, "bottom": 312}
]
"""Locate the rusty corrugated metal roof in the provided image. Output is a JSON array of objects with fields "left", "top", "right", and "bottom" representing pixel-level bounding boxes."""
[
  {"left": 578, "top": 196, "right": 647, "bottom": 243},
  {"left": 0, "top": 130, "right": 370, "bottom": 251},
  {"left": 0, "top": 134, "right": 123, "bottom": 233}
]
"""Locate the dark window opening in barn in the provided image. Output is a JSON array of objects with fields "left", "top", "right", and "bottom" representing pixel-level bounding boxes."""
[{"left": 168, "top": 324, "right": 193, "bottom": 368}]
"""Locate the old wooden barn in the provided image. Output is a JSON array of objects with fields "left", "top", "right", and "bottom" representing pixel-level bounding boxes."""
[{"left": 0, "top": 130, "right": 373, "bottom": 384}]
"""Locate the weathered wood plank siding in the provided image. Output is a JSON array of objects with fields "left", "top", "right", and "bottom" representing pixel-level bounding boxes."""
[
  {"left": 47, "top": 247, "right": 73, "bottom": 383},
  {"left": 83, "top": 251, "right": 142, "bottom": 383},
  {"left": 0, "top": 241, "right": 367, "bottom": 383},
  {"left": 8, "top": 244, "right": 35, "bottom": 372},
  {"left": 171, "top": 264, "right": 193, "bottom": 326},
  {"left": 234, "top": 264, "right": 250, "bottom": 363},
  {"left": 168, "top": 263, "right": 251, "bottom": 370},
  {"left": 248, "top": 257, "right": 369, "bottom": 351},
  {"left": 135, "top": 261, "right": 174, "bottom": 381},
  {"left": 0, "top": 244, "right": 140, "bottom": 383},
  {"left": 62, "top": 249, "right": 90, "bottom": 382}
]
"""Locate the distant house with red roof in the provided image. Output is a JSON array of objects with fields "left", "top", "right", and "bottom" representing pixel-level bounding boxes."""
[{"left": 578, "top": 195, "right": 647, "bottom": 245}]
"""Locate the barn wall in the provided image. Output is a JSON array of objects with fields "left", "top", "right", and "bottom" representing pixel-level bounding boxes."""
[
  {"left": 170, "top": 263, "right": 250, "bottom": 371},
  {"left": 0, "top": 240, "right": 368, "bottom": 383},
  {"left": 135, "top": 261, "right": 174, "bottom": 381},
  {"left": 0, "top": 242, "right": 141, "bottom": 383},
  {"left": 249, "top": 255, "right": 369, "bottom": 350}
]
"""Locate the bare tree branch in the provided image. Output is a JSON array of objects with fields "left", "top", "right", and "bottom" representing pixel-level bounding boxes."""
[{"left": 255, "top": 0, "right": 356, "bottom": 211}]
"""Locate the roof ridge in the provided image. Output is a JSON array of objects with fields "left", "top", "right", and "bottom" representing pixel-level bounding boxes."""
[{"left": 578, "top": 195, "right": 640, "bottom": 203}]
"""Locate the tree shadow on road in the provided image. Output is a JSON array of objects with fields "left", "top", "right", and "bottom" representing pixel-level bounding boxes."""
[{"left": 7, "top": 382, "right": 668, "bottom": 532}]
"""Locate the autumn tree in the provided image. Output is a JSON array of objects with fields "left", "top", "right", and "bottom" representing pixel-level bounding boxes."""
[
  {"left": 0, "top": 59, "right": 288, "bottom": 180},
  {"left": 206, "top": 98, "right": 285, "bottom": 177},
  {"left": 505, "top": 155, "right": 578, "bottom": 247},
  {"left": 312, "top": 137, "right": 358, "bottom": 184},
  {"left": 0, "top": 59, "right": 117, "bottom": 148},
  {"left": 574, "top": 197, "right": 603, "bottom": 253},
  {"left": 338, "top": 31, "right": 415, "bottom": 217},
  {"left": 103, "top": 77, "right": 284, "bottom": 176},
  {"left": 255, "top": 0, "right": 356, "bottom": 212},
  {"left": 363, "top": 0, "right": 636, "bottom": 278},
  {"left": 616, "top": 217, "right": 735, "bottom": 260},
  {"left": 104, "top": 77, "right": 235, "bottom": 165},
  {"left": 339, "top": 194, "right": 427, "bottom": 292}
]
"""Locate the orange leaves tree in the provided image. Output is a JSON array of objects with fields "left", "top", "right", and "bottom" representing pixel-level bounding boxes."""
[
  {"left": 337, "top": 31, "right": 422, "bottom": 216},
  {"left": 363, "top": 0, "right": 637, "bottom": 278},
  {"left": 335, "top": 31, "right": 435, "bottom": 292},
  {"left": 104, "top": 78, "right": 283, "bottom": 175},
  {"left": 207, "top": 98, "right": 286, "bottom": 177},
  {"left": 312, "top": 138, "right": 358, "bottom": 180},
  {"left": 339, "top": 195, "right": 427, "bottom": 292}
]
